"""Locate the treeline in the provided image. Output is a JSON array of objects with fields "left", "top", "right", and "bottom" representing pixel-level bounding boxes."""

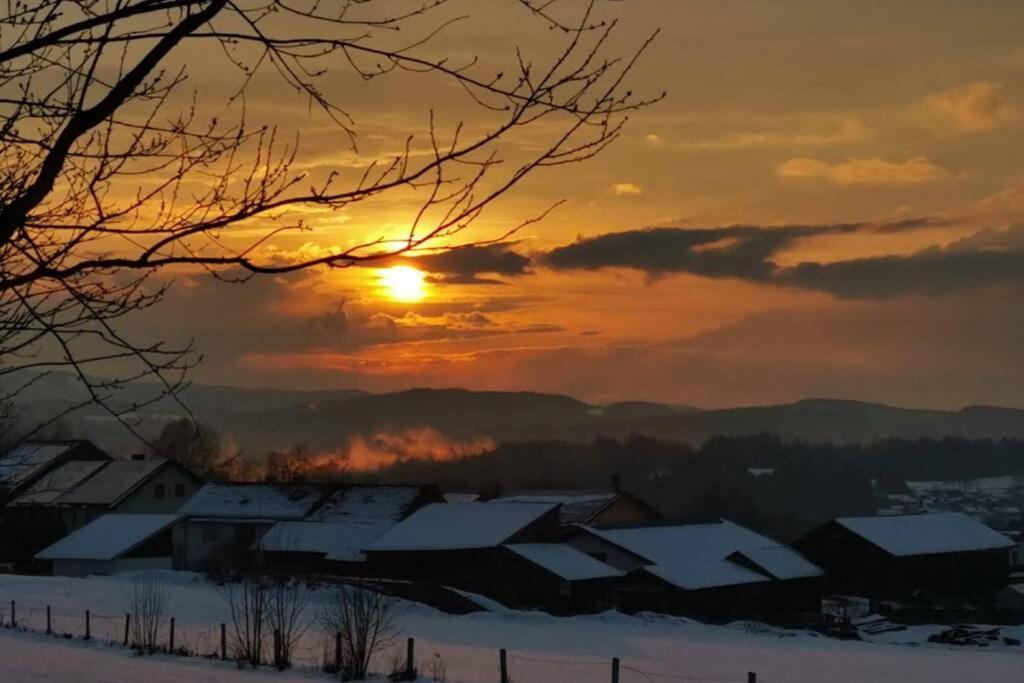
[{"left": 354, "top": 433, "right": 1024, "bottom": 541}]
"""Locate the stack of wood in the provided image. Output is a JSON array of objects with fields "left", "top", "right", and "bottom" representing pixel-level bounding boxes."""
[{"left": 927, "top": 625, "right": 1002, "bottom": 647}]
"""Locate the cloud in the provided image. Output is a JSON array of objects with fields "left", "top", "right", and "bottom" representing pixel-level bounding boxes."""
[
  {"left": 679, "top": 117, "right": 868, "bottom": 151},
  {"left": 610, "top": 182, "right": 643, "bottom": 196},
  {"left": 926, "top": 81, "right": 1019, "bottom": 132},
  {"left": 394, "top": 243, "right": 531, "bottom": 285},
  {"left": 540, "top": 223, "right": 1024, "bottom": 300},
  {"left": 543, "top": 223, "right": 871, "bottom": 280},
  {"left": 776, "top": 156, "right": 953, "bottom": 185}
]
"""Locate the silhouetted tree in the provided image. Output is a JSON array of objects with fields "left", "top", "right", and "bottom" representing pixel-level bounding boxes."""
[
  {"left": 152, "top": 416, "right": 228, "bottom": 478},
  {"left": 0, "top": 1, "right": 661, "bottom": 438}
]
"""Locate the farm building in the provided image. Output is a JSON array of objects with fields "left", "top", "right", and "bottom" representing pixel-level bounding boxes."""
[
  {"left": 364, "top": 502, "right": 612, "bottom": 610},
  {"left": 501, "top": 543, "right": 623, "bottom": 613},
  {"left": 0, "top": 441, "right": 113, "bottom": 570},
  {"left": 566, "top": 521, "right": 824, "bottom": 619},
  {"left": 173, "top": 482, "right": 326, "bottom": 573},
  {"left": 35, "top": 514, "right": 177, "bottom": 577},
  {"left": 56, "top": 456, "right": 201, "bottom": 531},
  {"left": 796, "top": 512, "right": 1015, "bottom": 597},
  {"left": 256, "top": 485, "right": 442, "bottom": 574},
  {"left": 493, "top": 488, "right": 662, "bottom": 529}
]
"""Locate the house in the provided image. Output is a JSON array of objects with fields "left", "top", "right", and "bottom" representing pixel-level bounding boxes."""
[
  {"left": 364, "top": 502, "right": 578, "bottom": 608},
  {"left": 56, "top": 456, "right": 202, "bottom": 531},
  {"left": 492, "top": 489, "right": 662, "bottom": 528},
  {"left": 173, "top": 482, "right": 326, "bottom": 573},
  {"left": 35, "top": 514, "right": 177, "bottom": 577},
  {"left": 566, "top": 521, "right": 824, "bottom": 619},
  {"left": 0, "top": 441, "right": 112, "bottom": 570},
  {"left": 0, "top": 440, "right": 111, "bottom": 502},
  {"left": 256, "top": 484, "right": 443, "bottom": 574},
  {"left": 796, "top": 512, "right": 1015, "bottom": 597}
]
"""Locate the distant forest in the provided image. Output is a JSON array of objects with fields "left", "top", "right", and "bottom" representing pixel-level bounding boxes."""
[{"left": 349, "top": 434, "right": 1024, "bottom": 542}]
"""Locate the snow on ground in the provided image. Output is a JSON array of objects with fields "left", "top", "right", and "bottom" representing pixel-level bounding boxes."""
[
  {"left": 0, "top": 629, "right": 329, "bottom": 683},
  {"left": 1, "top": 572, "right": 1024, "bottom": 683}
]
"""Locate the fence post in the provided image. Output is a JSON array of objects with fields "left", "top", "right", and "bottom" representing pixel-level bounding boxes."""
[
  {"left": 220, "top": 623, "right": 227, "bottom": 660},
  {"left": 748, "top": 673, "right": 757, "bottom": 683},
  {"left": 335, "top": 631, "right": 342, "bottom": 672},
  {"left": 169, "top": 617, "right": 175, "bottom": 652},
  {"left": 612, "top": 657, "right": 620, "bottom": 683},
  {"left": 273, "top": 628, "right": 281, "bottom": 668},
  {"left": 9, "top": 600, "right": 14, "bottom": 628},
  {"left": 406, "top": 637, "right": 415, "bottom": 678},
  {"left": 84, "top": 610, "right": 91, "bottom": 640},
  {"left": 46, "top": 605, "right": 51, "bottom": 634},
  {"left": 123, "top": 614, "right": 130, "bottom": 647},
  {"left": 499, "top": 648, "right": 508, "bottom": 683}
]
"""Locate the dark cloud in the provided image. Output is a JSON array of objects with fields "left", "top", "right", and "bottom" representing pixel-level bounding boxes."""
[
  {"left": 541, "top": 222, "right": 1024, "bottom": 300},
  {"left": 397, "top": 243, "right": 531, "bottom": 284},
  {"left": 540, "top": 224, "right": 863, "bottom": 280},
  {"left": 777, "top": 249, "right": 1024, "bottom": 299}
]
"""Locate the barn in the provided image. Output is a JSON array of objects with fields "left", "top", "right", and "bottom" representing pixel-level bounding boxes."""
[
  {"left": 0, "top": 442, "right": 113, "bottom": 571},
  {"left": 566, "top": 521, "right": 824, "bottom": 619},
  {"left": 796, "top": 512, "right": 1015, "bottom": 597},
  {"left": 364, "top": 502, "right": 614, "bottom": 610},
  {"left": 493, "top": 488, "right": 662, "bottom": 529},
  {"left": 35, "top": 514, "right": 177, "bottom": 577},
  {"left": 256, "top": 485, "right": 442, "bottom": 574},
  {"left": 56, "top": 456, "right": 201, "bottom": 532},
  {"left": 173, "top": 482, "right": 326, "bottom": 573}
]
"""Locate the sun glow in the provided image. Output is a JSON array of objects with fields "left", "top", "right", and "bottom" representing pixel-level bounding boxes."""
[{"left": 380, "top": 265, "right": 427, "bottom": 302}]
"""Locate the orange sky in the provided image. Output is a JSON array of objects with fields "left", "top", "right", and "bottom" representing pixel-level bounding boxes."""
[{"left": 124, "top": 1, "right": 1024, "bottom": 409}]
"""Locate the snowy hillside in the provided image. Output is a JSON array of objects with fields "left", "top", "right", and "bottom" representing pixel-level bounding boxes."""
[{"left": 1, "top": 572, "right": 1023, "bottom": 682}]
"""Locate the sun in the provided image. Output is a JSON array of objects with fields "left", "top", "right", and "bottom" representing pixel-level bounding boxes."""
[{"left": 380, "top": 265, "right": 427, "bottom": 302}]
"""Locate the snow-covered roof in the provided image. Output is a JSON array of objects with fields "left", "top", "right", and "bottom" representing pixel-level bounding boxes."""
[
  {"left": 309, "top": 486, "right": 420, "bottom": 523},
  {"left": 258, "top": 520, "right": 394, "bottom": 562},
  {"left": 178, "top": 483, "right": 323, "bottom": 520},
  {"left": 504, "top": 543, "right": 623, "bottom": 581},
  {"left": 0, "top": 442, "right": 82, "bottom": 489},
  {"left": 57, "top": 458, "right": 172, "bottom": 507},
  {"left": 585, "top": 521, "right": 822, "bottom": 591},
  {"left": 835, "top": 513, "right": 1015, "bottom": 557},
  {"left": 8, "top": 459, "right": 107, "bottom": 505},
  {"left": 494, "top": 491, "right": 619, "bottom": 525},
  {"left": 35, "top": 514, "right": 177, "bottom": 561},
  {"left": 367, "top": 502, "right": 557, "bottom": 551}
]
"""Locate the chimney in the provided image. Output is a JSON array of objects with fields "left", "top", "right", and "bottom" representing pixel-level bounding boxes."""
[
  {"left": 130, "top": 453, "right": 147, "bottom": 461},
  {"left": 611, "top": 473, "right": 621, "bottom": 494}
]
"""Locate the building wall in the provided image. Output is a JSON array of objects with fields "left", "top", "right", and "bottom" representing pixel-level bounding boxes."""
[
  {"left": 173, "top": 520, "right": 271, "bottom": 573},
  {"left": 114, "top": 465, "right": 199, "bottom": 514},
  {"left": 589, "top": 497, "right": 660, "bottom": 526},
  {"left": 52, "top": 556, "right": 171, "bottom": 577}
]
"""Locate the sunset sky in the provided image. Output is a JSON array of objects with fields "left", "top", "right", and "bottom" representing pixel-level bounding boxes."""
[{"left": 130, "top": 0, "right": 1024, "bottom": 409}]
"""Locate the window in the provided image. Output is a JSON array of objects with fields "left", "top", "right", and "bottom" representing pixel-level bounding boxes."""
[
  {"left": 174, "top": 483, "right": 185, "bottom": 498},
  {"left": 154, "top": 483, "right": 165, "bottom": 498}
]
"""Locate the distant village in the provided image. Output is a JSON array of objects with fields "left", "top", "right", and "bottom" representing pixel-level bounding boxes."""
[{"left": 2, "top": 439, "right": 1023, "bottom": 632}]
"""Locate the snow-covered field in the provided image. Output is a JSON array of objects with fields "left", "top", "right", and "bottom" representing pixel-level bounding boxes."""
[{"left": 1, "top": 572, "right": 1023, "bottom": 683}]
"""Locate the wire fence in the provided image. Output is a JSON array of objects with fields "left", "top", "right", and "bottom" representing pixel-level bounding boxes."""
[{"left": 0, "top": 596, "right": 764, "bottom": 683}]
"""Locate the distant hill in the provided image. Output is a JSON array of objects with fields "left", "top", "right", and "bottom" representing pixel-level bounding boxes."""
[{"left": 7, "top": 373, "right": 1024, "bottom": 456}]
